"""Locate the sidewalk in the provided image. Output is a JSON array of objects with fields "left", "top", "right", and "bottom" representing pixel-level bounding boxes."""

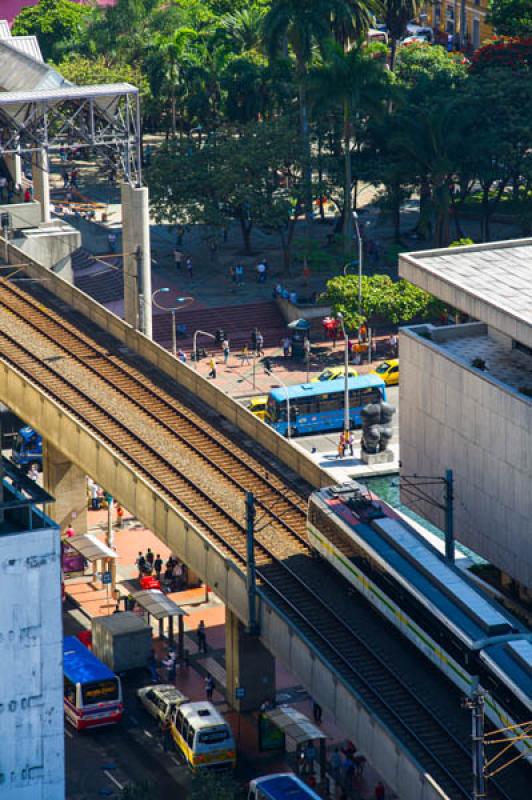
[{"left": 64, "top": 506, "right": 396, "bottom": 800}]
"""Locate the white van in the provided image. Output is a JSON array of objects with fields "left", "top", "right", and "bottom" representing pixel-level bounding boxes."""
[{"left": 171, "top": 701, "right": 236, "bottom": 770}]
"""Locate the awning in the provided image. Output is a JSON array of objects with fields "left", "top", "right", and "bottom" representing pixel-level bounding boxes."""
[
  {"left": 67, "top": 533, "right": 117, "bottom": 562},
  {"left": 132, "top": 589, "right": 188, "bottom": 620},
  {"left": 264, "top": 706, "right": 327, "bottom": 745}
]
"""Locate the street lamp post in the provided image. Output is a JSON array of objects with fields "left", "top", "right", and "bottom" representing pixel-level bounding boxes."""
[
  {"left": 337, "top": 312, "right": 350, "bottom": 442},
  {"left": 151, "top": 289, "right": 193, "bottom": 357},
  {"left": 193, "top": 329, "right": 215, "bottom": 369},
  {"left": 352, "top": 211, "right": 363, "bottom": 312}
]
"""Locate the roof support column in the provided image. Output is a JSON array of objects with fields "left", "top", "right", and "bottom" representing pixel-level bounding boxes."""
[
  {"left": 42, "top": 440, "right": 87, "bottom": 535},
  {"left": 225, "top": 608, "right": 275, "bottom": 712},
  {"left": 32, "top": 148, "right": 50, "bottom": 223},
  {"left": 3, "top": 153, "right": 22, "bottom": 193}
]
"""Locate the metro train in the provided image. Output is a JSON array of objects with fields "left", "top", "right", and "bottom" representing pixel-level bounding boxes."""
[{"left": 307, "top": 482, "right": 532, "bottom": 758}]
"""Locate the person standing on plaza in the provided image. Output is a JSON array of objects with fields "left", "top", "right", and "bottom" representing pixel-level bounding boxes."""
[
  {"left": 257, "top": 260, "right": 266, "bottom": 283},
  {"left": 256, "top": 331, "right": 264, "bottom": 357},
  {"left": 90, "top": 480, "right": 100, "bottom": 511},
  {"left": 28, "top": 462, "right": 39, "bottom": 482},
  {"left": 145, "top": 548, "right": 155, "bottom": 569},
  {"left": 65, "top": 525, "right": 75, "bottom": 539},
  {"left": 136, "top": 551, "right": 146, "bottom": 579},
  {"left": 337, "top": 433, "right": 345, "bottom": 459},
  {"left": 312, "top": 700, "right": 322, "bottom": 723},
  {"left": 185, "top": 256, "right": 193, "bottom": 279},
  {"left": 154, "top": 554, "right": 163, "bottom": 582},
  {"left": 197, "top": 620, "right": 208, "bottom": 654},
  {"left": 235, "top": 263, "right": 244, "bottom": 284},
  {"left": 172, "top": 560, "right": 183, "bottom": 591},
  {"left": 346, "top": 431, "right": 354, "bottom": 456},
  {"left": 115, "top": 504, "right": 124, "bottom": 528},
  {"left": 174, "top": 248, "right": 183, "bottom": 271},
  {"left": 240, "top": 345, "right": 251, "bottom": 366},
  {"left": 205, "top": 673, "right": 214, "bottom": 701},
  {"left": 282, "top": 336, "right": 291, "bottom": 358},
  {"left": 208, "top": 354, "right": 217, "bottom": 379},
  {"left": 222, "top": 338, "right": 230, "bottom": 366}
]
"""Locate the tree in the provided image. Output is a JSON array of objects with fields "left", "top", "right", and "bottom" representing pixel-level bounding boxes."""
[
  {"left": 56, "top": 54, "right": 147, "bottom": 95},
  {"left": 487, "top": 0, "right": 532, "bottom": 37},
  {"left": 191, "top": 769, "right": 241, "bottom": 800},
  {"left": 12, "top": 0, "right": 89, "bottom": 62},
  {"left": 220, "top": 5, "right": 268, "bottom": 53},
  {"left": 382, "top": 0, "right": 420, "bottom": 70},
  {"left": 322, "top": 274, "right": 442, "bottom": 330},
  {"left": 308, "top": 43, "right": 389, "bottom": 253}
]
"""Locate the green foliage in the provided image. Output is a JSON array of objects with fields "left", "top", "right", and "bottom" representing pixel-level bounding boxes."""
[
  {"left": 449, "top": 238, "right": 474, "bottom": 247},
  {"left": 322, "top": 274, "right": 442, "bottom": 329},
  {"left": 56, "top": 54, "right": 148, "bottom": 96},
  {"left": 487, "top": 0, "right": 532, "bottom": 37},
  {"left": 12, "top": 0, "right": 89, "bottom": 62},
  {"left": 191, "top": 769, "right": 242, "bottom": 800}
]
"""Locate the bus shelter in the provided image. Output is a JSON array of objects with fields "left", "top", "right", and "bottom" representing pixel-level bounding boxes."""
[
  {"left": 132, "top": 589, "right": 188, "bottom": 659},
  {"left": 263, "top": 706, "right": 327, "bottom": 780},
  {"left": 66, "top": 533, "right": 117, "bottom": 591}
]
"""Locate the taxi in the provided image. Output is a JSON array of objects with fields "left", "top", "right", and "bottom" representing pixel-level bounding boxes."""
[
  {"left": 371, "top": 358, "right": 399, "bottom": 386},
  {"left": 311, "top": 366, "right": 359, "bottom": 382},
  {"left": 248, "top": 396, "right": 268, "bottom": 420}
]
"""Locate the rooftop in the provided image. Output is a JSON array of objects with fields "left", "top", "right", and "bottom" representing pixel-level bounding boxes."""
[{"left": 399, "top": 239, "right": 532, "bottom": 351}]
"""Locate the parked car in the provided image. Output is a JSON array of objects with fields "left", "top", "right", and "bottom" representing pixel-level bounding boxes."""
[
  {"left": 137, "top": 684, "right": 188, "bottom": 722},
  {"left": 371, "top": 359, "right": 399, "bottom": 386},
  {"left": 248, "top": 396, "right": 268, "bottom": 420},
  {"left": 311, "top": 366, "right": 359, "bottom": 383}
]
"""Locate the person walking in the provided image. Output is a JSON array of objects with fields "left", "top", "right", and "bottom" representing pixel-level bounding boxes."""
[
  {"left": 174, "top": 248, "right": 183, "bottom": 271},
  {"left": 28, "top": 462, "right": 39, "bottom": 482},
  {"left": 136, "top": 551, "right": 146, "bottom": 579},
  {"left": 145, "top": 548, "right": 155, "bottom": 569},
  {"left": 222, "top": 338, "right": 230, "bottom": 366},
  {"left": 302, "top": 741, "right": 316, "bottom": 775},
  {"left": 282, "top": 336, "right": 291, "bottom": 358},
  {"left": 337, "top": 433, "right": 345, "bottom": 459},
  {"left": 107, "top": 232, "right": 117, "bottom": 253},
  {"left": 115, "top": 504, "right": 124, "bottom": 528},
  {"left": 177, "top": 349, "right": 187, "bottom": 363},
  {"left": 90, "top": 481, "right": 101, "bottom": 511},
  {"left": 346, "top": 431, "right": 354, "bottom": 457},
  {"left": 185, "top": 257, "right": 193, "bottom": 279},
  {"left": 235, "top": 263, "right": 244, "bottom": 284},
  {"left": 257, "top": 260, "right": 266, "bottom": 283},
  {"left": 197, "top": 620, "right": 207, "bottom": 654},
  {"left": 208, "top": 355, "right": 217, "bottom": 379},
  {"left": 154, "top": 554, "right": 163, "bottom": 582},
  {"left": 205, "top": 673, "right": 214, "bottom": 702},
  {"left": 312, "top": 700, "right": 322, "bottom": 723},
  {"left": 256, "top": 331, "right": 264, "bottom": 357},
  {"left": 172, "top": 561, "right": 183, "bottom": 591},
  {"left": 240, "top": 345, "right": 251, "bottom": 366}
]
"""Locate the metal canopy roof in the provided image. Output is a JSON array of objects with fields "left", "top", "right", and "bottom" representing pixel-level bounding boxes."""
[
  {"left": 0, "top": 83, "right": 138, "bottom": 105},
  {"left": 132, "top": 589, "right": 189, "bottom": 620},
  {"left": 264, "top": 706, "right": 326, "bottom": 744},
  {"left": 67, "top": 533, "right": 117, "bottom": 562}
]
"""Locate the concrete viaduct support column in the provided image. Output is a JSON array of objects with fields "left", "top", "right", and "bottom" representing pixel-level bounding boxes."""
[
  {"left": 31, "top": 149, "right": 50, "bottom": 223},
  {"left": 43, "top": 441, "right": 87, "bottom": 535},
  {"left": 121, "top": 182, "right": 152, "bottom": 338},
  {"left": 225, "top": 609, "right": 275, "bottom": 712},
  {"left": 3, "top": 153, "right": 22, "bottom": 195}
]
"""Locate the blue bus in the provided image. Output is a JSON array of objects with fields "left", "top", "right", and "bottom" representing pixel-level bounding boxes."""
[
  {"left": 63, "top": 636, "right": 123, "bottom": 730},
  {"left": 266, "top": 375, "right": 386, "bottom": 436},
  {"left": 249, "top": 774, "right": 321, "bottom": 800}
]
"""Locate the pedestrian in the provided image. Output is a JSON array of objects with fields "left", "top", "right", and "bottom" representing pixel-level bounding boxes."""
[
  {"left": 389, "top": 333, "right": 398, "bottom": 357},
  {"left": 147, "top": 649, "right": 159, "bottom": 683},
  {"left": 107, "top": 232, "right": 117, "bottom": 253},
  {"left": 346, "top": 431, "right": 354, "bottom": 457},
  {"left": 145, "top": 548, "right": 155, "bottom": 568},
  {"left": 360, "top": 323, "right": 368, "bottom": 342},
  {"left": 160, "top": 716, "right": 172, "bottom": 752},
  {"left": 197, "top": 620, "right": 207, "bottom": 653},
  {"left": 282, "top": 336, "right": 291, "bottom": 358},
  {"left": 337, "top": 433, "right": 345, "bottom": 459},
  {"left": 185, "top": 257, "right": 193, "bottom": 278},
  {"left": 154, "top": 554, "right": 163, "bottom": 582},
  {"left": 312, "top": 700, "right": 322, "bottom": 723},
  {"left": 136, "top": 551, "right": 146, "bottom": 579},
  {"left": 256, "top": 331, "right": 264, "bottom": 357},
  {"left": 330, "top": 748, "right": 342, "bottom": 785},
  {"left": 174, "top": 248, "right": 183, "bottom": 270},
  {"left": 303, "top": 337, "right": 311, "bottom": 361},
  {"left": 257, "top": 260, "right": 266, "bottom": 283},
  {"left": 28, "top": 462, "right": 39, "bottom": 482},
  {"left": 235, "top": 263, "right": 244, "bottom": 284},
  {"left": 65, "top": 525, "right": 75, "bottom": 539},
  {"left": 263, "top": 356, "right": 273, "bottom": 375},
  {"left": 302, "top": 741, "right": 316, "bottom": 775},
  {"left": 238, "top": 344, "right": 250, "bottom": 366},
  {"left": 90, "top": 480, "right": 101, "bottom": 511},
  {"left": 208, "top": 355, "right": 217, "bottom": 379},
  {"left": 172, "top": 561, "right": 183, "bottom": 591},
  {"left": 162, "top": 649, "right": 177, "bottom": 681},
  {"left": 222, "top": 338, "right": 230, "bottom": 366},
  {"left": 205, "top": 673, "right": 214, "bottom": 701},
  {"left": 374, "top": 781, "right": 385, "bottom": 800},
  {"left": 115, "top": 504, "right": 124, "bottom": 528},
  {"left": 343, "top": 757, "right": 355, "bottom": 790},
  {"left": 177, "top": 349, "right": 187, "bottom": 363}
]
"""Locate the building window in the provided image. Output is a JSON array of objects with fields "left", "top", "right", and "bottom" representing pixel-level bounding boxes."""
[{"left": 473, "top": 18, "right": 480, "bottom": 48}]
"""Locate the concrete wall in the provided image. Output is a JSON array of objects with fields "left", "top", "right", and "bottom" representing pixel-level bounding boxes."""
[
  {"left": 0, "top": 202, "right": 42, "bottom": 231},
  {"left": 0, "top": 523, "right": 64, "bottom": 800},
  {"left": 13, "top": 223, "right": 80, "bottom": 283},
  {"left": 399, "top": 328, "right": 532, "bottom": 588}
]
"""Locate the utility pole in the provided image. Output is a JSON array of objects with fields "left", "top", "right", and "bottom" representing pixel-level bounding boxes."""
[
  {"left": 135, "top": 245, "right": 144, "bottom": 334},
  {"left": 464, "top": 689, "right": 486, "bottom": 800},
  {"left": 445, "top": 468, "right": 454, "bottom": 562},
  {"left": 246, "top": 492, "right": 259, "bottom": 635},
  {"left": 106, "top": 495, "right": 114, "bottom": 549}
]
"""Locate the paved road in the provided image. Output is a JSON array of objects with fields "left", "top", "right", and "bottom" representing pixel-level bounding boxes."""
[{"left": 64, "top": 602, "right": 189, "bottom": 800}]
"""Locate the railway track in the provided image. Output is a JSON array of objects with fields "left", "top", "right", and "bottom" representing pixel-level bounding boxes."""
[{"left": 0, "top": 276, "right": 528, "bottom": 799}]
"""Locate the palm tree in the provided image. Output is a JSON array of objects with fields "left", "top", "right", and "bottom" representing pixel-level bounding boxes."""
[
  {"left": 382, "top": 0, "right": 419, "bottom": 70},
  {"left": 330, "top": 0, "right": 376, "bottom": 50},
  {"left": 308, "top": 42, "right": 389, "bottom": 253},
  {"left": 147, "top": 28, "right": 198, "bottom": 137},
  {"left": 221, "top": 6, "right": 268, "bottom": 54}
]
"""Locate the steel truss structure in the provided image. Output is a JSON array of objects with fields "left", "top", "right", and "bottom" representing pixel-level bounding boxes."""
[{"left": 0, "top": 84, "right": 142, "bottom": 186}]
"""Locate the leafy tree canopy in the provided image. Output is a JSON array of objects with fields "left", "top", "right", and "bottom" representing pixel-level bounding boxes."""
[
  {"left": 56, "top": 54, "right": 149, "bottom": 97},
  {"left": 322, "top": 274, "right": 442, "bottom": 329},
  {"left": 12, "top": 0, "right": 89, "bottom": 62},
  {"left": 487, "top": 0, "right": 532, "bottom": 37}
]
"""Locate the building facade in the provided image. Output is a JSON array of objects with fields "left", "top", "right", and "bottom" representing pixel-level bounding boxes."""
[
  {"left": 422, "top": 1, "right": 493, "bottom": 49},
  {"left": 0, "top": 473, "right": 64, "bottom": 799},
  {"left": 399, "top": 240, "right": 532, "bottom": 597}
]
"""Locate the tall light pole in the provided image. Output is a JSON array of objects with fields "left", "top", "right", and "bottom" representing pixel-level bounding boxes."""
[
  {"left": 337, "top": 312, "right": 350, "bottom": 442},
  {"left": 352, "top": 211, "right": 363, "bottom": 312},
  {"left": 193, "top": 329, "right": 215, "bottom": 369},
  {"left": 151, "top": 289, "right": 193, "bottom": 357}
]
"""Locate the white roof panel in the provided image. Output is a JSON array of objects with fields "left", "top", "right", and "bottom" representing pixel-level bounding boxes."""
[
  {"left": 0, "top": 82, "right": 138, "bottom": 105},
  {"left": 5, "top": 35, "right": 43, "bottom": 63},
  {"left": 0, "top": 20, "right": 10, "bottom": 38}
]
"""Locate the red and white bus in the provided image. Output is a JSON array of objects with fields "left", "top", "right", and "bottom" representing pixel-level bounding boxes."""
[{"left": 63, "top": 636, "right": 123, "bottom": 730}]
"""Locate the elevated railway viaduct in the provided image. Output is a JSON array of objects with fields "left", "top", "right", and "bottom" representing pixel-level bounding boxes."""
[{"left": 0, "top": 241, "right": 529, "bottom": 800}]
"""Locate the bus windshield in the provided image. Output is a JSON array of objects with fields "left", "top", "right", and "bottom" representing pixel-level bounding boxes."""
[
  {"left": 198, "top": 726, "right": 230, "bottom": 745},
  {"left": 82, "top": 679, "right": 120, "bottom": 706}
]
